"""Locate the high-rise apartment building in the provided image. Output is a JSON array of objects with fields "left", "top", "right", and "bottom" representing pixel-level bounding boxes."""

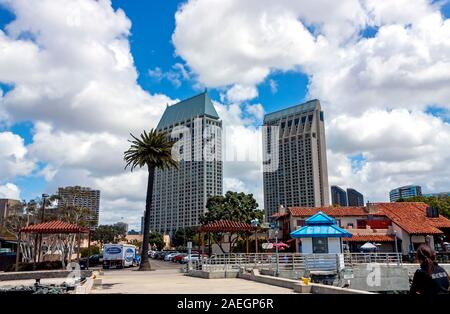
[
  {"left": 57, "top": 186, "right": 100, "bottom": 226},
  {"left": 150, "top": 92, "right": 222, "bottom": 234},
  {"left": 347, "top": 188, "right": 364, "bottom": 206},
  {"left": 263, "top": 99, "right": 330, "bottom": 219},
  {"left": 331, "top": 186, "right": 348, "bottom": 206},
  {"left": 389, "top": 185, "right": 422, "bottom": 202}
]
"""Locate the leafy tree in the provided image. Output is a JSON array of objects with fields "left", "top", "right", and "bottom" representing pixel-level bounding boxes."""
[
  {"left": 201, "top": 191, "right": 262, "bottom": 224},
  {"left": 397, "top": 195, "right": 450, "bottom": 218},
  {"left": 148, "top": 232, "right": 165, "bottom": 251},
  {"left": 172, "top": 227, "right": 198, "bottom": 247},
  {"left": 91, "top": 225, "right": 126, "bottom": 245},
  {"left": 200, "top": 191, "right": 263, "bottom": 253},
  {"left": 124, "top": 129, "right": 178, "bottom": 270}
]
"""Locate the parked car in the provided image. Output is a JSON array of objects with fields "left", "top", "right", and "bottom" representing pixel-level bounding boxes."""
[
  {"left": 181, "top": 253, "right": 208, "bottom": 264},
  {"left": 174, "top": 253, "right": 187, "bottom": 263},
  {"left": 133, "top": 254, "right": 141, "bottom": 266},
  {"left": 79, "top": 254, "right": 103, "bottom": 270},
  {"left": 164, "top": 252, "right": 179, "bottom": 261}
]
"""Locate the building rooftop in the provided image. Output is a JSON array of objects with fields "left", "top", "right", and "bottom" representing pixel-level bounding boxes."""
[
  {"left": 276, "top": 202, "right": 450, "bottom": 235},
  {"left": 290, "top": 212, "right": 352, "bottom": 238},
  {"left": 263, "top": 99, "right": 319, "bottom": 123},
  {"left": 157, "top": 92, "right": 220, "bottom": 129}
]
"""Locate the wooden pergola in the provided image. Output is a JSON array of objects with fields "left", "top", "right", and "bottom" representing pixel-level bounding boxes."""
[
  {"left": 198, "top": 220, "right": 257, "bottom": 255},
  {"left": 16, "top": 220, "right": 89, "bottom": 271}
]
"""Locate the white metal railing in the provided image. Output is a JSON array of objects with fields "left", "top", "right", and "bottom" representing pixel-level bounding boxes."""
[
  {"left": 343, "top": 253, "right": 402, "bottom": 265},
  {"left": 187, "top": 252, "right": 402, "bottom": 273}
]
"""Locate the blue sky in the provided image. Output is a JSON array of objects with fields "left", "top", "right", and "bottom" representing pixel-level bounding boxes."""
[
  {"left": 1, "top": 1, "right": 450, "bottom": 228},
  {"left": 0, "top": 0, "right": 310, "bottom": 202}
]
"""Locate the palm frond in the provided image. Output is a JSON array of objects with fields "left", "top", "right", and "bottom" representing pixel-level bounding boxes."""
[{"left": 124, "top": 129, "right": 178, "bottom": 172}]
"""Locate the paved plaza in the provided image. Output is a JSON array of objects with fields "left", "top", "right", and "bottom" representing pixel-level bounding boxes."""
[{"left": 91, "top": 260, "right": 295, "bottom": 294}]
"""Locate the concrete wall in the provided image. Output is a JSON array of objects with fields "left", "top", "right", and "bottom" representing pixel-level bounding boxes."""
[{"left": 346, "top": 264, "right": 410, "bottom": 292}]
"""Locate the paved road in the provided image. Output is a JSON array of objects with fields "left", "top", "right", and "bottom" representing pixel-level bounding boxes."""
[{"left": 92, "top": 259, "right": 295, "bottom": 294}]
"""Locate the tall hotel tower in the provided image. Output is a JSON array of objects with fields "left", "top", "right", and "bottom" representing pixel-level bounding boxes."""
[
  {"left": 150, "top": 92, "right": 223, "bottom": 234},
  {"left": 262, "top": 99, "right": 330, "bottom": 219}
]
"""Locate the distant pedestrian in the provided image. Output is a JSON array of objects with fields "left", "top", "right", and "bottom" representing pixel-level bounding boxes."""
[{"left": 410, "top": 244, "right": 450, "bottom": 294}]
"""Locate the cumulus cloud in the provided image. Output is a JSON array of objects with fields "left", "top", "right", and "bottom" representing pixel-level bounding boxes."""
[
  {"left": 0, "top": 0, "right": 176, "bottom": 227},
  {"left": 173, "top": 0, "right": 450, "bottom": 202},
  {"left": 0, "top": 131, "right": 35, "bottom": 179},
  {"left": 0, "top": 182, "right": 21, "bottom": 199},
  {"left": 327, "top": 109, "right": 450, "bottom": 200}
]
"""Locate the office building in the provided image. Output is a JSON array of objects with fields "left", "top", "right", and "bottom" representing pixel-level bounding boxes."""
[
  {"left": 57, "top": 186, "right": 100, "bottom": 226},
  {"left": 389, "top": 185, "right": 422, "bottom": 202},
  {"left": 331, "top": 186, "right": 348, "bottom": 206},
  {"left": 150, "top": 92, "right": 223, "bottom": 234},
  {"left": 262, "top": 99, "right": 330, "bottom": 219},
  {"left": 347, "top": 188, "right": 364, "bottom": 206}
]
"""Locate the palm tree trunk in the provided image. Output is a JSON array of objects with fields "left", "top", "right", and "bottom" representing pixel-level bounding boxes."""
[{"left": 139, "top": 164, "right": 155, "bottom": 271}]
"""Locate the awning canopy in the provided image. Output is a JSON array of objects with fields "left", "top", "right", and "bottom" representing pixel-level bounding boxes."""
[
  {"left": 290, "top": 211, "right": 353, "bottom": 238},
  {"left": 20, "top": 220, "right": 89, "bottom": 234},
  {"left": 198, "top": 220, "right": 256, "bottom": 233},
  {"left": 291, "top": 224, "right": 353, "bottom": 238}
]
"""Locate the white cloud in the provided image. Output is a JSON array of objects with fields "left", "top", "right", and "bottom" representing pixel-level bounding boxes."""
[
  {"left": 0, "top": 131, "right": 35, "bottom": 179},
  {"left": 269, "top": 79, "right": 278, "bottom": 94},
  {"left": 172, "top": 0, "right": 316, "bottom": 87},
  {"left": 226, "top": 84, "right": 258, "bottom": 102},
  {"left": 327, "top": 109, "right": 450, "bottom": 200},
  {"left": 0, "top": 0, "right": 175, "bottom": 226},
  {"left": 173, "top": 0, "right": 450, "bottom": 204},
  {"left": 0, "top": 0, "right": 174, "bottom": 134},
  {"left": 0, "top": 183, "right": 21, "bottom": 199}
]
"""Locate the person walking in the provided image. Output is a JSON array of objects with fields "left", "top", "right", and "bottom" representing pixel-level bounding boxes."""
[{"left": 410, "top": 244, "right": 450, "bottom": 294}]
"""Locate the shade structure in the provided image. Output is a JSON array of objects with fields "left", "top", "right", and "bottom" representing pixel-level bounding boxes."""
[
  {"left": 20, "top": 220, "right": 89, "bottom": 234},
  {"left": 198, "top": 220, "right": 256, "bottom": 233},
  {"left": 290, "top": 211, "right": 352, "bottom": 238}
]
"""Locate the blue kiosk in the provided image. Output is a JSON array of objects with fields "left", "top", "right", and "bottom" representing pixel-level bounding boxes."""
[{"left": 290, "top": 211, "right": 352, "bottom": 254}]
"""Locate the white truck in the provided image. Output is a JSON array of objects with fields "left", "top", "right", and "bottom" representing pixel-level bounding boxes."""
[{"left": 102, "top": 244, "right": 137, "bottom": 269}]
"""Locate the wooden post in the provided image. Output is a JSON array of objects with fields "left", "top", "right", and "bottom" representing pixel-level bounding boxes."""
[
  {"left": 33, "top": 233, "right": 38, "bottom": 270},
  {"left": 200, "top": 232, "right": 205, "bottom": 255},
  {"left": 246, "top": 234, "right": 249, "bottom": 253},
  {"left": 15, "top": 232, "right": 21, "bottom": 272},
  {"left": 76, "top": 232, "right": 81, "bottom": 263}
]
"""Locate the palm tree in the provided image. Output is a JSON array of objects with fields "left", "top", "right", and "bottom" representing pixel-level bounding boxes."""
[{"left": 124, "top": 129, "right": 178, "bottom": 270}]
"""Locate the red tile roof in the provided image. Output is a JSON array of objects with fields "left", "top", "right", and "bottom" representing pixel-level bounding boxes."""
[
  {"left": 199, "top": 220, "right": 256, "bottom": 233},
  {"left": 376, "top": 202, "right": 449, "bottom": 235},
  {"left": 281, "top": 202, "right": 450, "bottom": 235},
  {"left": 343, "top": 234, "right": 395, "bottom": 242},
  {"left": 20, "top": 220, "right": 89, "bottom": 234},
  {"left": 289, "top": 206, "right": 369, "bottom": 217}
]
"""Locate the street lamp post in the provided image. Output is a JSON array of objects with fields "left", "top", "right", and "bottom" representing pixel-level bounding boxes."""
[
  {"left": 275, "top": 229, "right": 279, "bottom": 277},
  {"left": 36, "top": 194, "right": 49, "bottom": 265}
]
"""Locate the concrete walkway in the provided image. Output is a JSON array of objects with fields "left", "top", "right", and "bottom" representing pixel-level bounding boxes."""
[{"left": 91, "top": 261, "right": 295, "bottom": 294}]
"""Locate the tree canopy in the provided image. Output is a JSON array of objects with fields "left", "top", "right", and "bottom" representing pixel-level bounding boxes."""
[
  {"left": 148, "top": 231, "right": 165, "bottom": 250},
  {"left": 397, "top": 195, "right": 450, "bottom": 218},
  {"left": 201, "top": 191, "right": 263, "bottom": 224},
  {"left": 91, "top": 224, "right": 127, "bottom": 244}
]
